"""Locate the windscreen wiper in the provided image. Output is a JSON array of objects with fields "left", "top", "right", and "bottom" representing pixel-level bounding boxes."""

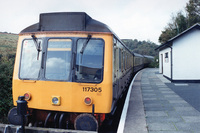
[
  {"left": 80, "top": 35, "right": 92, "bottom": 54},
  {"left": 31, "top": 35, "right": 41, "bottom": 60}
]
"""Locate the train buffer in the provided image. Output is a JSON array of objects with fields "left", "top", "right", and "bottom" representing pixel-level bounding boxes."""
[
  {"left": 118, "top": 68, "right": 200, "bottom": 133},
  {"left": 0, "top": 123, "right": 97, "bottom": 133}
]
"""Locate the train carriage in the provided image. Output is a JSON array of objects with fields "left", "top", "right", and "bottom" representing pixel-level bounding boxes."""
[
  {"left": 143, "top": 55, "right": 154, "bottom": 67},
  {"left": 8, "top": 12, "right": 134, "bottom": 131},
  {"left": 133, "top": 52, "right": 144, "bottom": 72}
]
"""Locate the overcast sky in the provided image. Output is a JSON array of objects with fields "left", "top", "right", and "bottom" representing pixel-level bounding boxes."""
[{"left": 0, "top": 0, "right": 189, "bottom": 44}]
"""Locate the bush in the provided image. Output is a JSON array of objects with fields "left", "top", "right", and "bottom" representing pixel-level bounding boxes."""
[
  {"left": 0, "top": 55, "right": 15, "bottom": 123},
  {"left": 149, "top": 56, "right": 159, "bottom": 68}
]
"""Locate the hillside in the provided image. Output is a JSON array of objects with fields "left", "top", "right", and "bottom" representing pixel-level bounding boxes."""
[
  {"left": 122, "top": 39, "right": 158, "bottom": 57},
  {"left": 0, "top": 32, "right": 18, "bottom": 123},
  {"left": 0, "top": 32, "right": 18, "bottom": 56}
]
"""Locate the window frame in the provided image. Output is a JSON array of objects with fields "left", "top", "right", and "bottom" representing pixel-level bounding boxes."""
[
  {"left": 44, "top": 38, "right": 73, "bottom": 81},
  {"left": 19, "top": 38, "right": 43, "bottom": 80},
  {"left": 74, "top": 37, "right": 105, "bottom": 83}
]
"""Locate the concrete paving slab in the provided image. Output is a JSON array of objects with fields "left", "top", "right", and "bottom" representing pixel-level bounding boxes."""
[
  {"left": 147, "top": 123, "right": 176, "bottom": 131},
  {"left": 118, "top": 68, "right": 200, "bottom": 133},
  {"left": 117, "top": 71, "right": 147, "bottom": 133}
]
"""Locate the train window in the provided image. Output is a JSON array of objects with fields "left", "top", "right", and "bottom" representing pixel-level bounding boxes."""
[
  {"left": 75, "top": 39, "right": 104, "bottom": 83},
  {"left": 126, "top": 53, "right": 128, "bottom": 69},
  {"left": 119, "top": 49, "right": 121, "bottom": 71},
  {"left": 113, "top": 47, "right": 118, "bottom": 81},
  {"left": 121, "top": 51, "right": 124, "bottom": 71},
  {"left": 123, "top": 52, "right": 126, "bottom": 70},
  {"left": 113, "top": 48, "right": 117, "bottom": 73},
  {"left": 45, "top": 39, "right": 72, "bottom": 80},
  {"left": 19, "top": 39, "right": 42, "bottom": 79}
]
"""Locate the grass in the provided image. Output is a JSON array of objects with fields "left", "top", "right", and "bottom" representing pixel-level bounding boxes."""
[{"left": 0, "top": 32, "right": 18, "bottom": 55}]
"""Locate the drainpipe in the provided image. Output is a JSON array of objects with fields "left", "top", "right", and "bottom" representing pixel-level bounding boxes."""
[{"left": 168, "top": 46, "right": 173, "bottom": 81}]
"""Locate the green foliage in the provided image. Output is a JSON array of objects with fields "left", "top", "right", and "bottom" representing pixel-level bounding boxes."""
[
  {"left": 0, "top": 55, "right": 15, "bottom": 123},
  {"left": 122, "top": 39, "right": 158, "bottom": 56},
  {"left": 122, "top": 39, "right": 158, "bottom": 68},
  {"left": 159, "top": 0, "right": 200, "bottom": 44},
  {"left": 0, "top": 32, "right": 18, "bottom": 55},
  {"left": 0, "top": 33, "right": 17, "bottom": 123},
  {"left": 186, "top": 0, "right": 200, "bottom": 26},
  {"left": 149, "top": 56, "right": 159, "bottom": 68}
]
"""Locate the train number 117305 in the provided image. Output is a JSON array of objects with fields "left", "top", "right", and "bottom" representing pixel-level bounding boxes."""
[{"left": 83, "top": 87, "right": 102, "bottom": 92}]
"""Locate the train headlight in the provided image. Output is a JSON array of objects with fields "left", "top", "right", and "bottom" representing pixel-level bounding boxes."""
[
  {"left": 24, "top": 92, "right": 31, "bottom": 101},
  {"left": 52, "top": 96, "right": 61, "bottom": 106},
  {"left": 84, "top": 96, "right": 92, "bottom": 105}
]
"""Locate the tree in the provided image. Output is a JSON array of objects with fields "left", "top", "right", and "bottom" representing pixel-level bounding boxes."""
[
  {"left": 175, "top": 12, "right": 187, "bottom": 33},
  {"left": 186, "top": 0, "right": 200, "bottom": 27},
  {"left": 159, "top": 0, "right": 200, "bottom": 44},
  {"left": 122, "top": 39, "right": 158, "bottom": 57},
  {"left": 158, "top": 21, "right": 177, "bottom": 44}
]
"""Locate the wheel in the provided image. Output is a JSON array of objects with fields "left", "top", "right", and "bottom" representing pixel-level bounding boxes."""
[
  {"left": 74, "top": 114, "right": 98, "bottom": 131},
  {"left": 8, "top": 107, "right": 27, "bottom": 125}
]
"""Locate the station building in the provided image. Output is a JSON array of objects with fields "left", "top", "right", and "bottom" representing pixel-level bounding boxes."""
[{"left": 156, "top": 23, "right": 200, "bottom": 82}]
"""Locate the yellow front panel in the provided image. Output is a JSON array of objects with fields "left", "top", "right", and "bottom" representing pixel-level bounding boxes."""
[{"left": 12, "top": 33, "right": 113, "bottom": 113}]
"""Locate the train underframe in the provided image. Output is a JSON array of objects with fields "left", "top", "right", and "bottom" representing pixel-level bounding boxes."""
[{"left": 8, "top": 107, "right": 106, "bottom": 131}]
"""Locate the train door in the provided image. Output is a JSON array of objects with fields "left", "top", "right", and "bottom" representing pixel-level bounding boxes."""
[
  {"left": 118, "top": 48, "right": 122, "bottom": 98},
  {"left": 113, "top": 39, "right": 119, "bottom": 107}
]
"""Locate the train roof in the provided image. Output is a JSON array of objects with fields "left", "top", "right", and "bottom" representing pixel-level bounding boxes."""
[
  {"left": 20, "top": 12, "right": 134, "bottom": 55},
  {"left": 143, "top": 55, "right": 154, "bottom": 59},
  {"left": 133, "top": 52, "right": 143, "bottom": 57},
  {"left": 20, "top": 12, "right": 113, "bottom": 34}
]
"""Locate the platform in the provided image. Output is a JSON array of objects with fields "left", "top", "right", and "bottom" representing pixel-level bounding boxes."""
[{"left": 118, "top": 68, "right": 200, "bottom": 133}]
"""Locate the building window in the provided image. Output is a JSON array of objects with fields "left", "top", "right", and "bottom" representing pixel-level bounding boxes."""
[
  {"left": 165, "top": 52, "right": 168, "bottom": 58},
  {"left": 165, "top": 52, "right": 169, "bottom": 63}
]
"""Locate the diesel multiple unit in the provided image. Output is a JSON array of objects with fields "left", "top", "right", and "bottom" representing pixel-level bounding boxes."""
[{"left": 8, "top": 12, "right": 153, "bottom": 131}]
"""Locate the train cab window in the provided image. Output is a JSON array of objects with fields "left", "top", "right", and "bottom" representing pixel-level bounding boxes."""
[
  {"left": 45, "top": 39, "right": 72, "bottom": 80},
  {"left": 20, "top": 39, "right": 42, "bottom": 79},
  {"left": 75, "top": 39, "right": 104, "bottom": 83}
]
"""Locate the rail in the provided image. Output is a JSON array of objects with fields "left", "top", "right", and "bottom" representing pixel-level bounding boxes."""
[{"left": 0, "top": 124, "right": 97, "bottom": 133}]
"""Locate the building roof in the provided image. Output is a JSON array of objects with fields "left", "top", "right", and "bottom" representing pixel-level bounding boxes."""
[
  {"left": 155, "top": 23, "right": 200, "bottom": 51},
  {"left": 20, "top": 12, "right": 113, "bottom": 34}
]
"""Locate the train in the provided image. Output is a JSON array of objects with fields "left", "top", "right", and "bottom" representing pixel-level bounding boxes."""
[{"left": 8, "top": 12, "right": 153, "bottom": 131}]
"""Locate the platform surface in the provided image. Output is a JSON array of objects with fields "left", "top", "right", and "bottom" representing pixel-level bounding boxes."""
[{"left": 118, "top": 68, "right": 200, "bottom": 133}]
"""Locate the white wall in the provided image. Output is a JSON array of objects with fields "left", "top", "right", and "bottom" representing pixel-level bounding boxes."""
[
  {"left": 159, "top": 48, "right": 171, "bottom": 79},
  {"left": 173, "top": 29, "right": 200, "bottom": 80}
]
